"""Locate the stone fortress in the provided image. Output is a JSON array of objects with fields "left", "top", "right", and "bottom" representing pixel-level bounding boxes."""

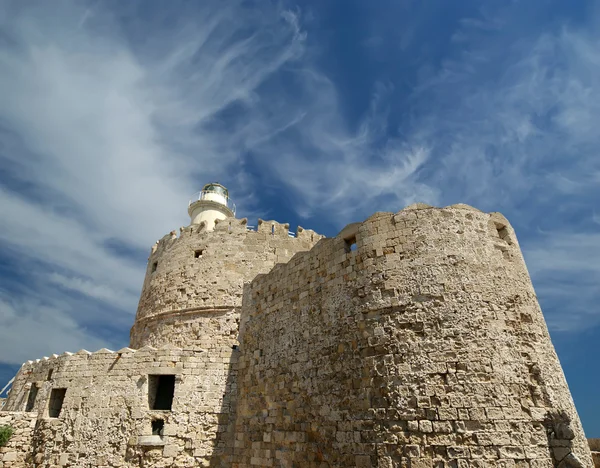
[{"left": 0, "top": 183, "right": 598, "bottom": 467}]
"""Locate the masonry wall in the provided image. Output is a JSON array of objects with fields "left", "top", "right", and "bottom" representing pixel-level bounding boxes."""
[
  {"left": 131, "top": 217, "right": 323, "bottom": 349},
  {"left": 0, "top": 412, "right": 36, "bottom": 467},
  {"left": 590, "top": 439, "right": 600, "bottom": 468},
  {"left": 233, "top": 204, "right": 592, "bottom": 467},
  {"left": 2, "top": 345, "right": 238, "bottom": 468}
]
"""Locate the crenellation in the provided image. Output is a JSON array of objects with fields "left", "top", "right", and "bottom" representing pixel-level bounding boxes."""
[{"left": 256, "top": 219, "right": 290, "bottom": 237}]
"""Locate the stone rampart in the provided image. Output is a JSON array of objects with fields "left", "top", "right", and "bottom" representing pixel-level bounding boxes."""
[
  {"left": 2, "top": 345, "right": 238, "bottom": 467},
  {"left": 234, "top": 204, "right": 593, "bottom": 467},
  {"left": 131, "top": 217, "right": 322, "bottom": 349}
]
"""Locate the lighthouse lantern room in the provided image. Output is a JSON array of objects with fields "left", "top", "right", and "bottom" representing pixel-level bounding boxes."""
[{"left": 188, "top": 183, "right": 236, "bottom": 230}]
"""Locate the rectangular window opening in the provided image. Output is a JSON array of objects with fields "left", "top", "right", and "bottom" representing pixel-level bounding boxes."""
[
  {"left": 148, "top": 375, "right": 175, "bottom": 411},
  {"left": 151, "top": 262, "right": 158, "bottom": 273},
  {"left": 25, "top": 383, "right": 39, "bottom": 412},
  {"left": 344, "top": 236, "right": 357, "bottom": 253},
  {"left": 152, "top": 419, "right": 165, "bottom": 436},
  {"left": 47, "top": 369, "right": 53, "bottom": 380},
  {"left": 194, "top": 249, "right": 204, "bottom": 258},
  {"left": 48, "top": 388, "right": 67, "bottom": 418}
]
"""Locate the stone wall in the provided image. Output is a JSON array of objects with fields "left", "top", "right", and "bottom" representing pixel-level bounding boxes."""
[
  {"left": 0, "top": 412, "right": 36, "bottom": 467},
  {"left": 2, "top": 345, "right": 238, "bottom": 467},
  {"left": 590, "top": 439, "right": 600, "bottom": 468},
  {"left": 131, "top": 217, "right": 323, "bottom": 349},
  {"left": 1, "top": 215, "right": 324, "bottom": 468},
  {"left": 234, "top": 204, "right": 593, "bottom": 467}
]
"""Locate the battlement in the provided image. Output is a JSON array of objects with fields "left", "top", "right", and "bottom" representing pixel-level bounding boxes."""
[
  {"left": 149, "top": 217, "right": 323, "bottom": 258},
  {"left": 3, "top": 344, "right": 212, "bottom": 414}
]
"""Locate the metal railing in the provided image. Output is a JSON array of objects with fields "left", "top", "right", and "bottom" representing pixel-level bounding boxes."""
[
  {"left": 244, "top": 226, "right": 296, "bottom": 237},
  {"left": 188, "top": 190, "right": 236, "bottom": 215}
]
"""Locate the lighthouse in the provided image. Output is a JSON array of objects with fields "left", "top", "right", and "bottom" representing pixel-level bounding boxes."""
[{"left": 188, "top": 182, "right": 235, "bottom": 230}]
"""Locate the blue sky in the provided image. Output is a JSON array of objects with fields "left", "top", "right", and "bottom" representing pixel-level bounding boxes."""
[{"left": 0, "top": 0, "right": 598, "bottom": 436}]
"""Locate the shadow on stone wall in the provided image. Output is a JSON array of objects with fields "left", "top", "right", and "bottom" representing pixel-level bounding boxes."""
[
  {"left": 544, "top": 410, "right": 585, "bottom": 467},
  {"left": 208, "top": 346, "right": 239, "bottom": 467}
]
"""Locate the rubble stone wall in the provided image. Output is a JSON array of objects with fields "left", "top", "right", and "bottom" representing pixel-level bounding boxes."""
[
  {"left": 2, "top": 345, "right": 238, "bottom": 468},
  {"left": 0, "top": 412, "right": 36, "bottom": 467},
  {"left": 131, "top": 217, "right": 323, "bottom": 349},
  {"left": 234, "top": 205, "right": 593, "bottom": 467}
]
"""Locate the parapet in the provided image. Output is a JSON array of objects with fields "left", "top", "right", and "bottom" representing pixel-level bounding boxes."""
[
  {"left": 148, "top": 217, "right": 324, "bottom": 259},
  {"left": 3, "top": 344, "right": 214, "bottom": 414}
]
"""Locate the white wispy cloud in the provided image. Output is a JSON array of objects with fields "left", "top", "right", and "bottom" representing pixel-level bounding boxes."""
[
  {"left": 1, "top": 0, "right": 599, "bottom": 377},
  {"left": 0, "top": 290, "right": 109, "bottom": 365},
  {"left": 241, "top": 78, "right": 437, "bottom": 220},
  {"left": 0, "top": 0, "right": 316, "bottom": 363},
  {"left": 525, "top": 231, "right": 600, "bottom": 332},
  {"left": 400, "top": 8, "right": 600, "bottom": 331}
]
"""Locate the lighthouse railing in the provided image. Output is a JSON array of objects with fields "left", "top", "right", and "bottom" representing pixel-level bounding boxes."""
[{"left": 188, "top": 190, "right": 236, "bottom": 215}]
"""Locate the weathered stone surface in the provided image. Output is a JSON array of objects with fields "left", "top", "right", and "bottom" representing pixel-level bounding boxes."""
[
  {"left": 131, "top": 217, "right": 323, "bottom": 349},
  {"left": 0, "top": 205, "right": 593, "bottom": 467},
  {"left": 234, "top": 207, "right": 592, "bottom": 467},
  {"left": 590, "top": 439, "right": 600, "bottom": 467}
]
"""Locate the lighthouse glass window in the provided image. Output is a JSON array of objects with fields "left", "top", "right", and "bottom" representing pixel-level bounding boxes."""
[{"left": 205, "top": 184, "right": 227, "bottom": 198}]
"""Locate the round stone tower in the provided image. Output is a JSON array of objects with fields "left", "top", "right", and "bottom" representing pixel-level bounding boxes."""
[
  {"left": 129, "top": 183, "right": 324, "bottom": 350},
  {"left": 233, "top": 204, "right": 593, "bottom": 467}
]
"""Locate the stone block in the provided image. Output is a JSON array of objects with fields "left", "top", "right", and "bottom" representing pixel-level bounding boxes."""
[
  {"left": 162, "top": 444, "right": 179, "bottom": 458},
  {"left": 1, "top": 453, "right": 17, "bottom": 463}
]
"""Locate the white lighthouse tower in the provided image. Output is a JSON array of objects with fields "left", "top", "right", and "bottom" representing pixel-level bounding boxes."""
[{"left": 188, "top": 183, "right": 236, "bottom": 231}]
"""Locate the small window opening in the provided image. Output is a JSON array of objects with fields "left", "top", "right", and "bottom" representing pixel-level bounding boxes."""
[
  {"left": 151, "top": 262, "right": 158, "bottom": 273},
  {"left": 271, "top": 224, "right": 275, "bottom": 236},
  {"left": 344, "top": 236, "right": 357, "bottom": 253},
  {"left": 152, "top": 419, "right": 165, "bottom": 436},
  {"left": 25, "top": 383, "right": 39, "bottom": 412},
  {"left": 47, "top": 369, "right": 53, "bottom": 380},
  {"left": 48, "top": 388, "right": 67, "bottom": 418},
  {"left": 148, "top": 375, "right": 175, "bottom": 410},
  {"left": 194, "top": 249, "right": 204, "bottom": 258}
]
